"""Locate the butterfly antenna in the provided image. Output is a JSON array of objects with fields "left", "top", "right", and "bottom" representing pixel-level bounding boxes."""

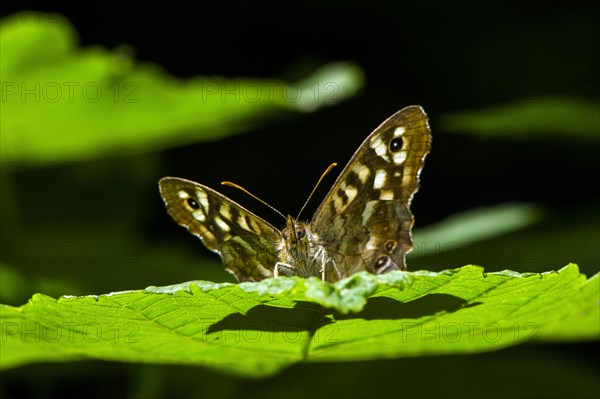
[
  {"left": 221, "top": 181, "right": 286, "bottom": 221},
  {"left": 296, "top": 162, "right": 337, "bottom": 220}
]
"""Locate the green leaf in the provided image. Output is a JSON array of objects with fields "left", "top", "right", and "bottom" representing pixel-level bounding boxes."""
[
  {"left": 412, "top": 203, "right": 600, "bottom": 276},
  {"left": 412, "top": 202, "right": 544, "bottom": 255},
  {"left": 0, "top": 12, "right": 364, "bottom": 163},
  {"left": 1, "top": 264, "right": 597, "bottom": 377},
  {"left": 438, "top": 97, "right": 599, "bottom": 139}
]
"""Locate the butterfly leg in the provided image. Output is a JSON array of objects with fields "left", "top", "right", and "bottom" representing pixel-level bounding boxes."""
[
  {"left": 321, "top": 259, "right": 342, "bottom": 282},
  {"left": 314, "top": 247, "right": 342, "bottom": 282},
  {"left": 330, "top": 259, "right": 342, "bottom": 281},
  {"left": 312, "top": 247, "right": 328, "bottom": 281},
  {"left": 274, "top": 262, "right": 296, "bottom": 278}
]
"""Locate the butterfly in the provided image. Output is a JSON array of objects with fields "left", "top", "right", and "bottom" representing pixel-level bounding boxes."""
[{"left": 159, "top": 105, "right": 432, "bottom": 282}]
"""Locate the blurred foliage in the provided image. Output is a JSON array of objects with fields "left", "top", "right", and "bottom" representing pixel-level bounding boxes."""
[
  {"left": 0, "top": 13, "right": 364, "bottom": 163},
  {"left": 412, "top": 202, "right": 544, "bottom": 254},
  {"left": 439, "top": 98, "right": 599, "bottom": 139}
]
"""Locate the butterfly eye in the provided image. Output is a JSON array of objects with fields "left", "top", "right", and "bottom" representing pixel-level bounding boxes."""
[
  {"left": 374, "top": 255, "right": 389, "bottom": 271},
  {"left": 296, "top": 229, "right": 306, "bottom": 239},
  {"left": 389, "top": 137, "right": 403, "bottom": 152},
  {"left": 186, "top": 198, "right": 200, "bottom": 210}
]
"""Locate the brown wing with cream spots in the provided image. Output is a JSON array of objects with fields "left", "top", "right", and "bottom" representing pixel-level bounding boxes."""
[
  {"left": 311, "top": 105, "right": 431, "bottom": 278},
  {"left": 159, "top": 177, "right": 281, "bottom": 281}
]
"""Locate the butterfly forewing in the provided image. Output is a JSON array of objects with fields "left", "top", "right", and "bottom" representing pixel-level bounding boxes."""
[
  {"left": 311, "top": 106, "right": 431, "bottom": 277},
  {"left": 159, "top": 177, "right": 281, "bottom": 281}
]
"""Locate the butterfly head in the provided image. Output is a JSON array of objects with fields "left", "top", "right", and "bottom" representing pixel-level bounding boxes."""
[
  {"left": 282, "top": 215, "right": 308, "bottom": 244},
  {"left": 278, "top": 216, "right": 321, "bottom": 273}
]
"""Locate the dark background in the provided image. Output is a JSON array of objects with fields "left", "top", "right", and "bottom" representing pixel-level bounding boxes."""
[{"left": 1, "top": 1, "right": 599, "bottom": 398}]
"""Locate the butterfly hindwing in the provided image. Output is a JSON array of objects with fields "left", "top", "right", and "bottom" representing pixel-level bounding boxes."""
[
  {"left": 311, "top": 105, "right": 431, "bottom": 278},
  {"left": 159, "top": 177, "right": 280, "bottom": 281}
]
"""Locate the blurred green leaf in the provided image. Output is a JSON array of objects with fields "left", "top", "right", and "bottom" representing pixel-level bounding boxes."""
[
  {"left": 0, "top": 12, "right": 364, "bottom": 163},
  {"left": 439, "top": 98, "right": 599, "bottom": 139},
  {"left": 412, "top": 203, "right": 600, "bottom": 276},
  {"left": 412, "top": 202, "right": 544, "bottom": 255},
  {"left": 0, "top": 263, "right": 31, "bottom": 304},
  {"left": 1, "top": 264, "right": 597, "bottom": 376}
]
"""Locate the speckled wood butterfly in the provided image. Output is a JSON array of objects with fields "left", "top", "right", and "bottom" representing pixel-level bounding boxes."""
[{"left": 159, "top": 105, "right": 431, "bottom": 282}]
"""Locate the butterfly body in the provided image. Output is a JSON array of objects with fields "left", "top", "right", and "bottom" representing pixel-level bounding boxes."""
[
  {"left": 275, "top": 217, "right": 334, "bottom": 279},
  {"left": 159, "top": 105, "right": 431, "bottom": 282}
]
